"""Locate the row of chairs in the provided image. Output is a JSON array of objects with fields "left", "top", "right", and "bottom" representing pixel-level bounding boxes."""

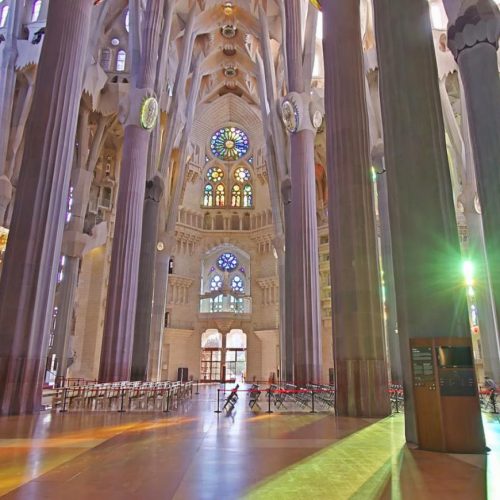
[
  {"left": 53, "top": 380, "right": 193, "bottom": 412},
  {"left": 262, "top": 383, "right": 335, "bottom": 412}
]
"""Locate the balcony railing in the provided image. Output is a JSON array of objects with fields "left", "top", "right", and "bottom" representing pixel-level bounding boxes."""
[{"left": 199, "top": 295, "right": 252, "bottom": 315}]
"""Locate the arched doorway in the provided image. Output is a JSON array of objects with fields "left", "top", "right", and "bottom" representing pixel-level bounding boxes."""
[
  {"left": 200, "top": 329, "right": 222, "bottom": 382},
  {"left": 225, "top": 329, "right": 247, "bottom": 382}
]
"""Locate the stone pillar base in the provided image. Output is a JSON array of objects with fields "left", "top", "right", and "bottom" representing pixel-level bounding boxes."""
[{"left": 335, "top": 359, "right": 391, "bottom": 417}]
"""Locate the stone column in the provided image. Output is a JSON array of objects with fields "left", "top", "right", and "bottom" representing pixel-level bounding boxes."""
[
  {"left": 99, "top": 0, "right": 164, "bottom": 382},
  {"left": 284, "top": 1, "right": 322, "bottom": 385},
  {"left": 131, "top": 175, "right": 163, "bottom": 381},
  {"left": 0, "top": 0, "right": 25, "bottom": 224},
  {"left": 444, "top": 0, "right": 500, "bottom": 369},
  {"left": 132, "top": 8, "right": 194, "bottom": 381},
  {"left": 373, "top": 0, "right": 484, "bottom": 447},
  {"left": 322, "top": 1, "right": 390, "bottom": 416},
  {"left": 0, "top": 0, "right": 93, "bottom": 415}
]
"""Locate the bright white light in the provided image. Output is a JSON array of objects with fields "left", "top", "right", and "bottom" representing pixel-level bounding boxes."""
[
  {"left": 32, "top": 0, "right": 42, "bottom": 22},
  {"left": 316, "top": 12, "right": 323, "bottom": 40},
  {"left": 430, "top": 3, "right": 447, "bottom": 30},
  {"left": 0, "top": 5, "right": 9, "bottom": 27}
]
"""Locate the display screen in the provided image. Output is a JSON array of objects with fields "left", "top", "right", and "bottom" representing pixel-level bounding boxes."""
[{"left": 435, "top": 346, "right": 473, "bottom": 368}]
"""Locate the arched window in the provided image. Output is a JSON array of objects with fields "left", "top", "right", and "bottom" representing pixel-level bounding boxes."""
[
  {"left": 210, "top": 274, "right": 223, "bottom": 291},
  {"left": 100, "top": 48, "right": 111, "bottom": 71},
  {"left": 231, "top": 275, "right": 244, "bottom": 293},
  {"left": 203, "top": 184, "right": 213, "bottom": 207},
  {"left": 116, "top": 50, "right": 127, "bottom": 72},
  {"left": 231, "top": 185, "right": 241, "bottom": 208},
  {"left": 215, "top": 184, "right": 225, "bottom": 207},
  {"left": 31, "top": 0, "right": 42, "bottom": 22},
  {"left": 125, "top": 9, "right": 130, "bottom": 32},
  {"left": 243, "top": 184, "right": 253, "bottom": 208},
  {"left": 201, "top": 329, "right": 222, "bottom": 349},
  {"left": 231, "top": 167, "right": 252, "bottom": 208},
  {"left": 0, "top": 6, "right": 9, "bottom": 27},
  {"left": 203, "top": 167, "right": 224, "bottom": 208}
]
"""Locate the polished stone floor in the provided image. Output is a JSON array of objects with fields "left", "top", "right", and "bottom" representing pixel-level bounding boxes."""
[{"left": 0, "top": 385, "right": 497, "bottom": 499}]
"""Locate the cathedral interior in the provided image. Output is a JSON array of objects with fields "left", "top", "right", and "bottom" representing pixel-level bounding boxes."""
[{"left": 0, "top": 0, "right": 499, "bottom": 498}]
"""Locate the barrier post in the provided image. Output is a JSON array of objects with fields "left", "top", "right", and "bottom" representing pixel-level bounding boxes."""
[
  {"left": 267, "top": 388, "right": 273, "bottom": 414},
  {"left": 195, "top": 380, "right": 200, "bottom": 395},
  {"left": 395, "top": 389, "right": 399, "bottom": 413},
  {"left": 60, "top": 387, "right": 69, "bottom": 413},
  {"left": 118, "top": 388, "right": 126, "bottom": 413},
  {"left": 214, "top": 388, "right": 222, "bottom": 413},
  {"left": 164, "top": 388, "right": 171, "bottom": 413},
  {"left": 310, "top": 390, "right": 316, "bottom": 414}
]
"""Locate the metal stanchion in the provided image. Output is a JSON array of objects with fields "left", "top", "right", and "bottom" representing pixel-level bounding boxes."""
[
  {"left": 214, "top": 388, "right": 222, "bottom": 413},
  {"left": 310, "top": 390, "right": 316, "bottom": 414},
  {"left": 163, "top": 387, "right": 171, "bottom": 413},
  {"left": 118, "top": 388, "right": 126, "bottom": 413},
  {"left": 60, "top": 388, "right": 69, "bottom": 413},
  {"left": 267, "top": 388, "right": 273, "bottom": 414},
  {"left": 195, "top": 380, "right": 199, "bottom": 395}
]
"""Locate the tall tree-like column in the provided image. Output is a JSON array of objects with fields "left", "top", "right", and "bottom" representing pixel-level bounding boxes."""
[
  {"left": 132, "top": 6, "right": 194, "bottom": 381},
  {"left": 443, "top": 0, "right": 500, "bottom": 374},
  {"left": 0, "top": 0, "right": 94, "bottom": 415},
  {"left": 284, "top": 1, "right": 322, "bottom": 385},
  {"left": 322, "top": 2, "right": 389, "bottom": 417},
  {"left": 373, "top": 0, "right": 484, "bottom": 448},
  {"left": 99, "top": 0, "right": 164, "bottom": 382}
]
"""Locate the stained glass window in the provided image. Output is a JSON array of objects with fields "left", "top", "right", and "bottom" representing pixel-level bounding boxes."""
[
  {"left": 243, "top": 184, "right": 253, "bottom": 208},
  {"left": 203, "top": 184, "right": 213, "bottom": 207},
  {"left": 207, "top": 167, "right": 224, "bottom": 183},
  {"left": 32, "top": 0, "right": 42, "bottom": 22},
  {"left": 217, "top": 253, "right": 238, "bottom": 271},
  {"left": 234, "top": 167, "right": 250, "bottom": 183},
  {"left": 116, "top": 50, "right": 127, "bottom": 71},
  {"left": 211, "top": 127, "right": 249, "bottom": 161},
  {"left": 231, "top": 185, "right": 241, "bottom": 208},
  {"left": 210, "top": 275, "right": 223, "bottom": 291},
  {"left": 231, "top": 276, "right": 244, "bottom": 293},
  {"left": 215, "top": 184, "right": 225, "bottom": 207}
]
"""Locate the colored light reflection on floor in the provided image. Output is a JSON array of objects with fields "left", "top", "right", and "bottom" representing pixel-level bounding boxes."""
[
  {"left": 0, "top": 415, "right": 193, "bottom": 497},
  {"left": 245, "top": 415, "right": 406, "bottom": 500}
]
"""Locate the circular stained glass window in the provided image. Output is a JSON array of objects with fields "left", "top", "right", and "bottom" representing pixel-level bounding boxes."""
[
  {"left": 217, "top": 253, "right": 238, "bottom": 272},
  {"left": 234, "top": 167, "right": 250, "bottom": 183},
  {"left": 211, "top": 127, "right": 249, "bottom": 161},
  {"left": 207, "top": 167, "right": 224, "bottom": 182}
]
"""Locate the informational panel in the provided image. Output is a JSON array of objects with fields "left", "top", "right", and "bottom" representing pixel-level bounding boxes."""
[
  {"left": 411, "top": 346, "right": 434, "bottom": 385},
  {"left": 436, "top": 345, "right": 476, "bottom": 396},
  {"left": 438, "top": 369, "right": 476, "bottom": 396}
]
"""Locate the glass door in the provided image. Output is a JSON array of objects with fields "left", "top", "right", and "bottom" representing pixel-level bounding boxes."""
[
  {"left": 200, "top": 349, "right": 221, "bottom": 381},
  {"left": 225, "top": 349, "right": 246, "bottom": 382}
]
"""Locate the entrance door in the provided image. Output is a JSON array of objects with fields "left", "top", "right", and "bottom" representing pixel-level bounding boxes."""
[
  {"left": 225, "top": 349, "right": 246, "bottom": 382},
  {"left": 201, "top": 349, "right": 221, "bottom": 382}
]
